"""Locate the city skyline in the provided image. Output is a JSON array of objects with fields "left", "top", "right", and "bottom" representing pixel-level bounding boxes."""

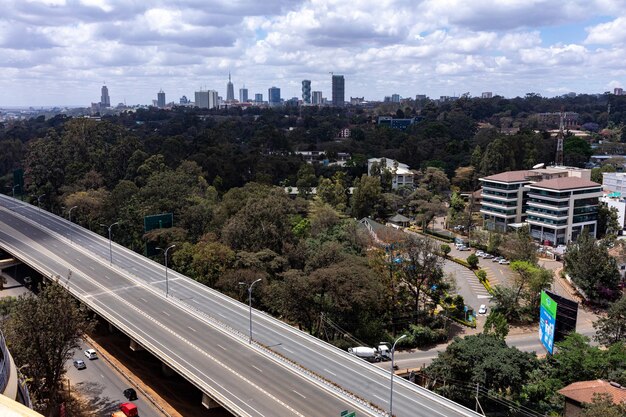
[{"left": 2, "top": 1, "right": 626, "bottom": 106}]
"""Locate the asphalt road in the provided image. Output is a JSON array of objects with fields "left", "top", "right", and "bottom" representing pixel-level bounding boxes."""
[{"left": 0, "top": 195, "right": 482, "bottom": 417}]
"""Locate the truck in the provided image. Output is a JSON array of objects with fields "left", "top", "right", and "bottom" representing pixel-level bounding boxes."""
[
  {"left": 348, "top": 342, "right": 392, "bottom": 362},
  {"left": 111, "top": 402, "right": 138, "bottom": 417}
]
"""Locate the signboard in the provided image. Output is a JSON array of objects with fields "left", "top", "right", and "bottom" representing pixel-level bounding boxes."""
[
  {"left": 546, "top": 290, "right": 579, "bottom": 343},
  {"left": 13, "top": 168, "right": 24, "bottom": 196},
  {"left": 144, "top": 213, "right": 173, "bottom": 257},
  {"left": 341, "top": 411, "right": 356, "bottom": 417},
  {"left": 539, "top": 291, "right": 557, "bottom": 354}
]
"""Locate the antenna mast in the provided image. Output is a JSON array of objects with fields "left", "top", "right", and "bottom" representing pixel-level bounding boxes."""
[{"left": 555, "top": 110, "right": 565, "bottom": 166}]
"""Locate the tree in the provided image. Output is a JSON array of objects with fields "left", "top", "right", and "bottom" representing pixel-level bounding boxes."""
[
  {"left": 296, "top": 163, "right": 316, "bottom": 197},
  {"left": 440, "top": 244, "right": 451, "bottom": 258},
  {"left": 501, "top": 225, "right": 537, "bottom": 263},
  {"left": 466, "top": 253, "right": 479, "bottom": 269},
  {"left": 593, "top": 295, "right": 626, "bottom": 346},
  {"left": 483, "top": 311, "right": 509, "bottom": 339},
  {"left": 564, "top": 136, "right": 593, "bottom": 167},
  {"left": 350, "top": 174, "right": 382, "bottom": 219},
  {"left": 3, "top": 282, "right": 94, "bottom": 413},
  {"left": 582, "top": 393, "right": 626, "bottom": 417},
  {"left": 564, "top": 232, "right": 621, "bottom": 303},
  {"left": 597, "top": 205, "right": 620, "bottom": 242}
]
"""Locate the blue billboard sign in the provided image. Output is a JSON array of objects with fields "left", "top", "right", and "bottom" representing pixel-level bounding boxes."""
[{"left": 539, "top": 291, "right": 557, "bottom": 354}]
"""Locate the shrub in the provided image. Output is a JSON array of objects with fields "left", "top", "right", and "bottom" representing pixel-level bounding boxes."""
[{"left": 467, "top": 253, "right": 479, "bottom": 269}]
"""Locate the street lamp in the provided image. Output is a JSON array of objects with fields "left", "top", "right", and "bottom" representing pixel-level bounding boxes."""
[
  {"left": 33, "top": 194, "right": 45, "bottom": 212},
  {"left": 100, "top": 222, "right": 119, "bottom": 265},
  {"left": 239, "top": 278, "right": 262, "bottom": 344},
  {"left": 156, "top": 244, "right": 176, "bottom": 297},
  {"left": 67, "top": 206, "right": 78, "bottom": 244},
  {"left": 389, "top": 334, "right": 407, "bottom": 417},
  {"left": 8, "top": 184, "right": 19, "bottom": 199}
]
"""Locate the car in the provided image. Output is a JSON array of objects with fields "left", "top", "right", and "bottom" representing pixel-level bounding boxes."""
[
  {"left": 499, "top": 259, "right": 510, "bottom": 265},
  {"left": 73, "top": 359, "right": 86, "bottom": 370},
  {"left": 123, "top": 388, "right": 138, "bottom": 401},
  {"left": 478, "top": 304, "right": 488, "bottom": 315},
  {"left": 84, "top": 349, "right": 98, "bottom": 360},
  {"left": 484, "top": 254, "right": 494, "bottom": 259},
  {"left": 458, "top": 246, "right": 470, "bottom": 251},
  {"left": 475, "top": 250, "right": 485, "bottom": 256}
]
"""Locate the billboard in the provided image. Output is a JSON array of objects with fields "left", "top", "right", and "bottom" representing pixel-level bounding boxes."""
[
  {"left": 546, "top": 290, "right": 579, "bottom": 343},
  {"left": 144, "top": 213, "right": 173, "bottom": 257},
  {"left": 539, "top": 291, "right": 557, "bottom": 354}
]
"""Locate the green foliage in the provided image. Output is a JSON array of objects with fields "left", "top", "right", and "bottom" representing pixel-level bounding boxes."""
[
  {"left": 350, "top": 174, "right": 382, "bottom": 219},
  {"left": 564, "top": 232, "right": 621, "bottom": 303},
  {"left": 440, "top": 244, "right": 451, "bottom": 257},
  {"left": 582, "top": 393, "right": 626, "bottom": 417},
  {"left": 466, "top": 253, "right": 479, "bottom": 269},
  {"left": 501, "top": 225, "right": 537, "bottom": 263},
  {"left": 593, "top": 295, "right": 626, "bottom": 346},
  {"left": 483, "top": 311, "right": 509, "bottom": 339},
  {"left": 597, "top": 205, "right": 620, "bottom": 242}
]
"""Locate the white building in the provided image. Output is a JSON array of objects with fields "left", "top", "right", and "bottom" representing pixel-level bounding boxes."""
[
  {"left": 367, "top": 158, "right": 414, "bottom": 189},
  {"left": 480, "top": 166, "right": 601, "bottom": 245}
]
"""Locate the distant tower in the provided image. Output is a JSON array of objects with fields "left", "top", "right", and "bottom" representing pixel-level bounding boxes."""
[
  {"left": 239, "top": 87, "right": 248, "bottom": 103},
  {"left": 312, "top": 91, "right": 323, "bottom": 105},
  {"left": 331, "top": 74, "right": 345, "bottom": 107},
  {"left": 302, "top": 80, "right": 311, "bottom": 104},
  {"left": 226, "top": 73, "right": 235, "bottom": 102},
  {"left": 268, "top": 87, "right": 281, "bottom": 106},
  {"left": 157, "top": 89, "right": 166, "bottom": 108},
  {"left": 555, "top": 111, "right": 565, "bottom": 166},
  {"left": 100, "top": 85, "right": 110, "bottom": 108}
]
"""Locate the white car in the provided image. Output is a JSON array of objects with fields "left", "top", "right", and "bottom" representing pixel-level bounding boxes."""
[
  {"left": 84, "top": 349, "right": 98, "bottom": 360},
  {"left": 499, "top": 259, "right": 510, "bottom": 265},
  {"left": 458, "top": 246, "right": 470, "bottom": 251},
  {"left": 476, "top": 250, "right": 485, "bottom": 256},
  {"left": 478, "top": 305, "right": 488, "bottom": 315}
]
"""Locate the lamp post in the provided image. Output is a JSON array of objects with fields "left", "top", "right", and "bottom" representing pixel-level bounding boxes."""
[
  {"left": 11, "top": 184, "right": 19, "bottom": 198},
  {"left": 67, "top": 206, "right": 78, "bottom": 244},
  {"left": 239, "top": 278, "right": 262, "bottom": 344},
  {"left": 100, "top": 222, "right": 119, "bottom": 265},
  {"left": 156, "top": 244, "right": 175, "bottom": 297},
  {"left": 33, "top": 194, "right": 45, "bottom": 212},
  {"left": 389, "top": 334, "right": 407, "bottom": 417}
]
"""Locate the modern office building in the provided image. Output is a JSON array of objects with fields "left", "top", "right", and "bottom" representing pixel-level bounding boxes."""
[
  {"left": 226, "top": 73, "right": 235, "bottom": 102},
  {"left": 157, "top": 89, "right": 166, "bottom": 108},
  {"left": 331, "top": 75, "right": 345, "bottom": 107},
  {"left": 100, "top": 85, "right": 110, "bottom": 108},
  {"left": 480, "top": 167, "right": 601, "bottom": 245},
  {"left": 268, "top": 87, "right": 281, "bottom": 106},
  {"left": 255, "top": 93, "right": 263, "bottom": 103},
  {"left": 602, "top": 172, "right": 626, "bottom": 195},
  {"left": 239, "top": 87, "right": 248, "bottom": 103},
  {"left": 194, "top": 90, "right": 219, "bottom": 109},
  {"left": 367, "top": 158, "right": 414, "bottom": 190},
  {"left": 391, "top": 94, "right": 400, "bottom": 103},
  {"left": 312, "top": 91, "right": 323, "bottom": 105},
  {"left": 614, "top": 87, "right": 624, "bottom": 96},
  {"left": 302, "top": 80, "right": 311, "bottom": 104}
]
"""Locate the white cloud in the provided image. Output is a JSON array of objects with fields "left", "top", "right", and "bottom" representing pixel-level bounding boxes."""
[{"left": 585, "top": 17, "right": 626, "bottom": 44}]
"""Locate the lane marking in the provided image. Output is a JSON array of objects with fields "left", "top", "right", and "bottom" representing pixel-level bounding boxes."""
[
  {"left": 282, "top": 346, "right": 294, "bottom": 353},
  {"left": 323, "top": 368, "right": 336, "bottom": 376},
  {"left": 217, "top": 344, "right": 227, "bottom": 351},
  {"left": 373, "top": 394, "right": 388, "bottom": 403},
  {"left": 251, "top": 365, "right": 263, "bottom": 373},
  {"left": 139, "top": 297, "right": 147, "bottom": 303},
  {"left": 292, "top": 389, "right": 306, "bottom": 399},
  {"left": 162, "top": 311, "right": 170, "bottom": 317},
  {"left": 187, "top": 326, "right": 197, "bottom": 333}
]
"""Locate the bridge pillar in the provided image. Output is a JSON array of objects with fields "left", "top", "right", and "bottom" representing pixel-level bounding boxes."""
[
  {"left": 108, "top": 323, "right": 116, "bottom": 333},
  {"left": 201, "top": 392, "right": 222, "bottom": 409},
  {"left": 161, "top": 363, "right": 175, "bottom": 377},
  {"left": 129, "top": 339, "right": 144, "bottom": 352}
]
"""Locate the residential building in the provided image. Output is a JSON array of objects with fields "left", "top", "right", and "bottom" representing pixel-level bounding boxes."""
[
  {"left": 100, "top": 85, "right": 110, "bottom": 108},
  {"left": 157, "top": 89, "right": 165, "bottom": 108},
  {"left": 331, "top": 75, "right": 345, "bottom": 107},
  {"left": 481, "top": 92, "right": 493, "bottom": 98},
  {"left": 480, "top": 167, "right": 601, "bottom": 245},
  {"left": 301, "top": 80, "right": 311, "bottom": 104},
  {"left": 350, "top": 97, "right": 365, "bottom": 105},
  {"left": 239, "top": 87, "right": 248, "bottom": 103},
  {"left": 536, "top": 112, "right": 579, "bottom": 129},
  {"left": 226, "top": 73, "right": 234, "bottom": 102},
  {"left": 558, "top": 379, "right": 625, "bottom": 417},
  {"left": 415, "top": 94, "right": 427, "bottom": 100},
  {"left": 268, "top": 87, "right": 281, "bottom": 106},
  {"left": 602, "top": 172, "right": 626, "bottom": 195},
  {"left": 367, "top": 158, "right": 414, "bottom": 189},
  {"left": 312, "top": 91, "right": 323, "bottom": 105},
  {"left": 614, "top": 87, "right": 624, "bottom": 96},
  {"left": 255, "top": 93, "right": 263, "bottom": 103}
]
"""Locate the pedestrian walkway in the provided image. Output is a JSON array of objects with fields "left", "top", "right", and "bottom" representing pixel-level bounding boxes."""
[{"left": 458, "top": 266, "right": 492, "bottom": 299}]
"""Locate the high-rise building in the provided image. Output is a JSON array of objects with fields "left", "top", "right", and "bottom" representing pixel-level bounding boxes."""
[
  {"left": 255, "top": 93, "right": 263, "bottom": 103},
  {"left": 239, "top": 87, "right": 248, "bottom": 103},
  {"left": 157, "top": 89, "right": 166, "bottom": 108},
  {"left": 179, "top": 95, "right": 190, "bottom": 105},
  {"left": 100, "top": 85, "right": 110, "bottom": 108},
  {"left": 331, "top": 75, "right": 345, "bottom": 107},
  {"left": 312, "top": 91, "right": 322, "bottom": 105},
  {"left": 226, "top": 73, "right": 235, "bottom": 102},
  {"left": 268, "top": 87, "right": 281, "bottom": 106},
  {"left": 391, "top": 94, "right": 400, "bottom": 103},
  {"left": 194, "top": 90, "right": 219, "bottom": 109},
  {"left": 614, "top": 87, "right": 624, "bottom": 96},
  {"left": 208, "top": 90, "right": 219, "bottom": 109},
  {"left": 302, "top": 80, "right": 311, "bottom": 104},
  {"left": 481, "top": 92, "right": 493, "bottom": 98}
]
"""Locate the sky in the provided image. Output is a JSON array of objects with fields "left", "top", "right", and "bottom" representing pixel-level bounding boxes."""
[{"left": 2, "top": 0, "right": 626, "bottom": 107}]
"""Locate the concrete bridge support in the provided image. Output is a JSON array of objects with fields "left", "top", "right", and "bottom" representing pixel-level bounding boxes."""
[
  {"left": 201, "top": 392, "right": 222, "bottom": 409},
  {"left": 129, "top": 339, "right": 144, "bottom": 352}
]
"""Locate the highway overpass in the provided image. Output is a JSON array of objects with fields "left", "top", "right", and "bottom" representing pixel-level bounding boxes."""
[{"left": 0, "top": 194, "right": 482, "bottom": 417}]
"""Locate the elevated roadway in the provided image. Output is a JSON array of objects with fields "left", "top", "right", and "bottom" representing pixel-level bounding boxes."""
[{"left": 0, "top": 194, "right": 481, "bottom": 417}]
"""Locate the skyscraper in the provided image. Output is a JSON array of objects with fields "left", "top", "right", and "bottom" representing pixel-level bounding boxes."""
[
  {"left": 331, "top": 75, "right": 345, "bottom": 107},
  {"left": 255, "top": 93, "right": 263, "bottom": 103},
  {"left": 226, "top": 73, "right": 235, "bottom": 102},
  {"left": 268, "top": 87, "right": 281, "bottom": 106},
  {"left": 302, "top": 80, "right": 311, "bottom": 104},
  {"left": 100, "top": 85, "right": 110, "bottom": 108},
  {"left": 157, "top": 89, "right": 166, "bottom": 108},
  {"left": 312, "top": 91, "right": 322, "bottom": 105},
  {"left": 208, "top": 90, "right": 219, "bottom": 108},
  {"left": 239, "top": 87, "right": 248, "bottom": 103},
  {"left": 194, "top": 90, "right": 219, "bottom": 109},
  {"left": 391, "top": 94, "right": 400, "bottom": 103}
]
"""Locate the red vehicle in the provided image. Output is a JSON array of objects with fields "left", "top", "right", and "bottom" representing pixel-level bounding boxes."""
[{"left": 112, "top": 402, "right": 138, "bottom": 417}]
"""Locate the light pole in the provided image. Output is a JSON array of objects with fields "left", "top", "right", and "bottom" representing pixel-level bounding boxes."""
[
  {"left": 10, "top": 184, "right": 19, "bottom": 198},
  {"left": 100, "top": 222, "right": 119, "bottom": 265},
  {"left": 239, "top": 278, "right": 262, "bottom": 344},
  {"left": 389, "top": 334, "right": 407, "bottom": 417},
  {"left": 156, "top": 244, "right": 175, "bottom": 297},
  {"left": 67, "top": 206, "right": 78, "bottom": 244},
  {"left": 33, "top": 194, "right": 45, "bottom": 212}
]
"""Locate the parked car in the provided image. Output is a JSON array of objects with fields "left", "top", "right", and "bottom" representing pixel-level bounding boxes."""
[
  {"left": 458, "top": 246, "right": 470, "bottom": 251},
  {"left": 476, "top": 250, "right": 485, "bottom": 256},
  {"left": 123, "top": 388, "right": 138, "bottom": 401},
  {"left": 73, "top": 359, "right": 86, "bottom": 370},
  {"left": 499, "top": 259, "right": 510, "bottom": 265},
  {"left": 478, "top": 305, "right": 488, "bottom": 315},
  {"left": 84, "top": 349, "right": 98, "bottom": 360},
  {"left": 484, "top": 254, "right": 494, "bottom": 259}
]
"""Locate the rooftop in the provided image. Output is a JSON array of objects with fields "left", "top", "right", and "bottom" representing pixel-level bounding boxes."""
[
  {"left": 481, "top": 170, "right": 532, "bottom": 183},
  {"left": 531, "top": 177, "right": 600, "bottom": 190},
  {"left": 558, "top": 380, "right": 626, "bottom": 405}
]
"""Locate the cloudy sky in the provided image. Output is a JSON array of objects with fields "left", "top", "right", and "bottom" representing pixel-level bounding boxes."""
[{"left": 2, "top": 0, "right": 626, "bottom": 107}]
